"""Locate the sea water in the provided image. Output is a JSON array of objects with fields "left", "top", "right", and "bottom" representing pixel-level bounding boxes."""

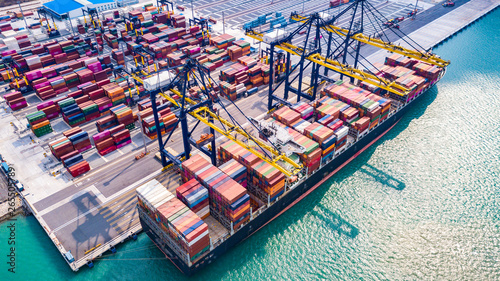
[{"left": 1, "top": 7, "right": 499, "bottom": 281}]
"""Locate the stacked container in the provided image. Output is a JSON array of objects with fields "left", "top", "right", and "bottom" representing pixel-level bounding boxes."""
[
  {"left": 92, "top": 131, "right": 116, "bottom": 156},
  {"left": 110, "top": 125, "right": 132, "bottom": 149},
  {"left": 137, "top": 179, "right": 210, "bottom": 262},
  {"left": 250, "top": 160, "right": 285, "bottom": 202},
  {"left": 3, "top": 91, "right": 27, "bottom": 111},
  {"left": 96, "top": 115, "right": 117, "bottom": 132},
  {"left": 219, "top": 159, "right": 247, "bottom": 188},
  {"left": 182, "top": 154, "right": 250, "bottom": 230},
  {"left": 303, "top": 122, "right": 337, "bottom": 166},
  {"left": 102, "top": 83, "right": 126, "bottom": 106},
  {"left": 58, "top": 97, "right": 86, "bottom": 127},
  {"left": 65, "top": 128, "right": 92, "bottom": 153},
  {"left": 26, "top": 111, "right": 53, "bottom": 137},
  {"left": 79, "top": 101, "right": 100, "bottom": 122},
  {"left": 37, "top": 101, "right": 60, "bottom": 119},
  {"left": 290, "top": 101, "right": 314, "bottom": 120},
  {"left": 49, "top": 137, "right": 75, "bottom": 160},
  {"left": 110, "top": 104, "right": 134, "bottom": 129},
  {"left": 272, "top": 106, "right": 302, "bottom": 127},
  {"left": 176, "top": 179, "right": 210, "bottom": 220}
]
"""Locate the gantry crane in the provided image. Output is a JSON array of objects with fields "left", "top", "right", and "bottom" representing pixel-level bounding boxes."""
[
  {"left": 82, "top": 7, "right": 101, "bottom": 30},
  {"left": 140, "top": 59, "right": 303, "bottom": 178},
  {"left": 245, "top": 0, "right": 449, "bottom": 110},
  {"left": 37, "top": 7, "right": 60, "bottom": 37}
]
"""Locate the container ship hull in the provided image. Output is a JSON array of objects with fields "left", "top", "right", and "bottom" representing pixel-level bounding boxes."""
[{"left": 139, "top": 74, "right": 442, "bottom": 275}]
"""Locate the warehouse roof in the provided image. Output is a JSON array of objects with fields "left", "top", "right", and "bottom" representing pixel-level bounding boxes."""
[
  {"left": 88, "top": 0, "right": 115, "bottom": 4},
  {"left": 43, "top": 0, "right": 84, "bottom": 15}
]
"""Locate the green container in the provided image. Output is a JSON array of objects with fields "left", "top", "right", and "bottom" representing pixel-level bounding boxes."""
[
  {"left": 142, "top": 20, "right": 154, "bottom": 27},
  {"left": 69, "top": 117, "right": 85, "bottom": 126},
  {"left": 27, "top": 111, "right": 46, "bottom": 123},
  {"left": 112, "top": 99, "right": 125, "bottom": 106},
  {"left": 33, "top": 125, "right": 53, "bottom": 137},
  {"left": 125, "top": 123, "right": 135, "bottom": 130}
]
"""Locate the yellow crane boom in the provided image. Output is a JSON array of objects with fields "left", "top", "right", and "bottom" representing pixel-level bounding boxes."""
[
  {"left": 246, "top": 31, "right": 410, "bottom": 96},
  {"left": 290, "top": 14, "right": 450, "bottom": 68},
  {"left": 157, "top": 89, "right": 303, "bottom": 177}
]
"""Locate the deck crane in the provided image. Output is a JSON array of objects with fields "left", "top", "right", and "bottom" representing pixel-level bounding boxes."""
[
  {"left": 143, "top": 59, "right": 303, "bottom": 178},
  {"left": 245, "top": 0, "right": 448, "bottom": 110}
]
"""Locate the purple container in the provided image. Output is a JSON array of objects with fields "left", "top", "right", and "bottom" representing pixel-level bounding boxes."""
[
  {"left": 92, "top": 131, "right": 110, "bottom": 143},
  {"left": 37, "top": 100, "right": 55, "bottom": 110},
  {"left": 34, "top": 81, "right": 51, "bottom": 90},
  {"left": 47, "top": 112, "right": 60, "bottom": 119},
  {"left": 78, "top": 145, "right": 92, "bottom": 153},
  {"left": 116, "top": 140, "right": 131, "bottom": 149}
]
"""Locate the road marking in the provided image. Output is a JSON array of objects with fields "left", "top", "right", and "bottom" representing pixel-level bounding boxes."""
[
  {"left": 112, "top": 215, "right": 139, "bottom": 232},
  {"left": 102, "top": 198, "right": 136, "bottom": 219},
  {"left": 104, "top": 205, "right": 134, "bottom": 222},
  {"left": 100, "top": 154, "right": 109, "bottom": 162},
  {"left": 117, "top": 149, "right": 124, "bottom": 155}
]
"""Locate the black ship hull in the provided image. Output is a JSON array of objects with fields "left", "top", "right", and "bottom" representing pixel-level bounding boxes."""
[{"left": 140, "top": 81, "right": 438, "bottom": 276}]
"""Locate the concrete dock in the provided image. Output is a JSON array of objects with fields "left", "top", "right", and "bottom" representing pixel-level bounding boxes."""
[{"left": 1, "top": 0, "right": 498, "bottom": 271}]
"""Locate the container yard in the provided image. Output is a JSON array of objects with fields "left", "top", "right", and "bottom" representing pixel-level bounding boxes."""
[{"left": 0, "top": 0, "right": 497, "bottom": 275}]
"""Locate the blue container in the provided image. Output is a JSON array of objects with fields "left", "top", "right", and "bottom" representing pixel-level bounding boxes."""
[
  {"left": 69, "top": 131, "right": 89, "bottom": 143},
  {"left": 68, "top": 113, "right": 84, "bottom": 123},
  {"left": 64, "top": 154, "right": 83, "bottom": 167},
  {"left": 230, "top": 194, "right": 250, "bottom": 211}
]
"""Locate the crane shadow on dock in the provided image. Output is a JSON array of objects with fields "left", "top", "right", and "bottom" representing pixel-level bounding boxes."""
[
  {"left": 58, "top": 192, "right": 114, "bottom": 262},
  {"left": 311, "top": 205, "right": 359, "bottom": 239},
  {"left": 358, "top": 164, "right": 406, "bottom": 190}
]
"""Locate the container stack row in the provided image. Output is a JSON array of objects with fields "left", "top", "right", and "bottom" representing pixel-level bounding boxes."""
[
  {"left": 137, "top": 179, "right": 210, "bottom": 262},
  {"left": 3, "top": 91, "right": 27, "bottom": 111},
  {"left": 176, "top": 179, "right": 210, "bottom": 220},
  {"left": 92, "top": 124, "right": 131, "bottom": 156},
  {"left": 181, "top": 154, "right": 250, "bottom": 230},
  {"left": 26, "top": 111, "right": 53, "bottom": 137}
]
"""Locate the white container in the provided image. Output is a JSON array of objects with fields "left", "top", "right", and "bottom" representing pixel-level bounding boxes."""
[
  {"left": 294, "top": 120, "right": 311, "bottom": 134},
  {"left": 84, "top": 57, "right": 98, "bottom": 66},
  {"left": 263, "top": 29, "right": 289, "bottom": 44},
  {"left": 143, "top": 70, "right": 175, "bottom": 91}
]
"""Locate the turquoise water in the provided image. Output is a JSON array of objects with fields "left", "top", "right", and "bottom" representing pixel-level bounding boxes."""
[{"left": 2, "top": 9, "right": 500, "bottom": 280}]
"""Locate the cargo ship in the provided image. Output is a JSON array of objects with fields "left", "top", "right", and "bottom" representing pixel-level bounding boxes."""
[{"left": 137, "top": 50, "right": 447, "bottom": 275}]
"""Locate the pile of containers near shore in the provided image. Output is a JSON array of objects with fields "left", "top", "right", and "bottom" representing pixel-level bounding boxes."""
[
  {"left": 182, "top": 154, "right": 250, "bottom": 230},
  {"left": 137, "top": 179, "right": 210, "bottom": 262}
]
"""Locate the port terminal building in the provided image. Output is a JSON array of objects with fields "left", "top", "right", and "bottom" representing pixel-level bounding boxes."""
[{"left": 42, "top": 0, "right": 119, "bottom": 19}]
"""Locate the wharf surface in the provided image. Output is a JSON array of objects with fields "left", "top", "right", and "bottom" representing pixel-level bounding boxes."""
[{"left": 1, "top": 0, "right": 498, "bottom": 271}]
